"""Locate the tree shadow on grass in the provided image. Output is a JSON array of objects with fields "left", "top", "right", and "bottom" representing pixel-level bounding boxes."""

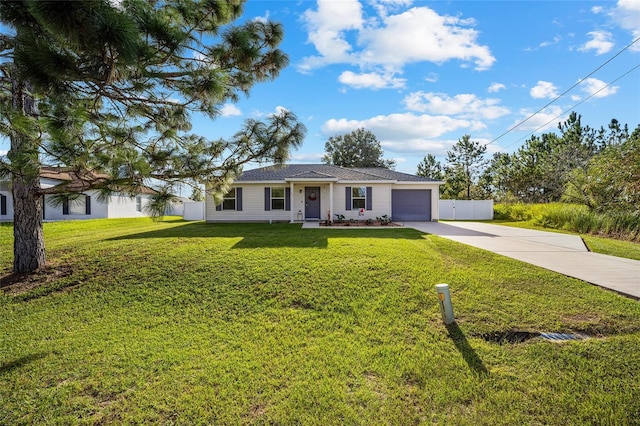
[
  {"left": 0, "top": 353, "right": 48, "bottom": 376},
  {"left": 107, "top": 222, "right": 427, "bottom": 249},
  {"left": 446, "top": 322, "right": 489, "bottom": 377}
]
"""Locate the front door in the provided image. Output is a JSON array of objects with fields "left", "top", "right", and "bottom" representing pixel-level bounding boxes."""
[{"left": 305, "top": 187, "right": 321, "bottom": 220}]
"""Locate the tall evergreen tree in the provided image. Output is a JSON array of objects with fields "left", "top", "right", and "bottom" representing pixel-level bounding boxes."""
[
  {"left": 479, "top": 152, "right": 512, "bottom": 201},
  {"left": 444, "top": 135, "right": 487, "bottom": 199},
  {"left": 416, "top": 154, "right": 443, "bottom": 180},
  {"left": 0, "top": 0, "right": 306, "bottom": 273}
]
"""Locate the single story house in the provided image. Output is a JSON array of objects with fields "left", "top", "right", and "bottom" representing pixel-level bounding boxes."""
[
  {"left": 1, "top": 167, "right": 156, "bottom": 221},
  {"left": 205, "top": 164, "right": 443, "bottom": 223}
]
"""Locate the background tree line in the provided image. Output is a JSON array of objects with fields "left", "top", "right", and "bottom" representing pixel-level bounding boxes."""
[{"left": 417, "top": 112, "right": 639, "bottom": 215}]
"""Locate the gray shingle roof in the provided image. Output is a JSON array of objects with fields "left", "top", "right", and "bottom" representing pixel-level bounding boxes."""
[{"left": 236, "top": 164, "right": 440, "bottom": 182}]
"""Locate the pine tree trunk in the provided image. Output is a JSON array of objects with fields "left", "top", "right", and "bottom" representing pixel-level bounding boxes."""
[
  {"left": 12, "top": 168, "right": 46, "bottom": 273},
  {"left": 9, "top": 77, "right": 46, "bottom": 274}
]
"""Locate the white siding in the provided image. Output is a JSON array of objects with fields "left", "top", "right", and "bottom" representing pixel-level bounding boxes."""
[
  {"left": 207, "top": 185, "right": 292, "bottom": 222},
  {"left": 43, "top": 190, "right": 107, "bottom": 221},
  {"left": 207, "top": 183, "right": 395, "bottom": 222},
  {"left": 206, "top": 181, "right": 441, "bottom": 222},
  {"left": 2, "top": 178, "right": 155, "bottom": 221},
  {"left": 331, "top": 184, "right": 391, "bottom": 221},
  {"left": 106, "top": 194, "right": 153, "bottom": 218}
]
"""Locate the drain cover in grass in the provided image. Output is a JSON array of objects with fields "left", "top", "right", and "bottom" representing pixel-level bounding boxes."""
[
  {"left": 480, "top": 331, "right": 588, "bottom": 344},
  {"left": 539, "top": 332, "right": 588, "bottom": 341}
]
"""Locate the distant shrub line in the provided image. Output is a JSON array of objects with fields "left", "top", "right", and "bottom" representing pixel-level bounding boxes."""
[{"left": 494, "top": 203, "right": 640, "bottom": 242}]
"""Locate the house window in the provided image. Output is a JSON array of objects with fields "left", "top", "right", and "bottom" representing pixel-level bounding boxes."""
[
  {"left": 0, "top": 194, "right": 6, "bottom": 215},
  {"left": 136, "top": 196, "right": 142, "bottom": 212},
  {"left": 271, "top": 187, "right": 285, "bottom": 210},
  {"left": 352, "top": 187, "right": 366, "bottom": 210},
  {"left": 222, "top": 188, "right": 236, "bottom": 210},
  {"left": 64, "top": 195, "right": 91, "bottom": 215},
  {"left": 69, "top": 198, "right": 86, "bottom": 215}
]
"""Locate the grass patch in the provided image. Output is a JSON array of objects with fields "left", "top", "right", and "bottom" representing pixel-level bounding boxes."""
[{"left": 1, "top": 219, "right": 640, "bottom": 424}]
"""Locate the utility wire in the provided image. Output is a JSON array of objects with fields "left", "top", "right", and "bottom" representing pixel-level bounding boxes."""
[
  {"left": 494, "top": 63, "right": 640, "bottom": 153},
  {"left": 488, "top": 36, "right": 640, "bottom": 146}
]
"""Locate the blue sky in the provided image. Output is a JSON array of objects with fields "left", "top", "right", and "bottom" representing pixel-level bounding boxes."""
[
  {"left": 2, "top": 0, "right": 639, "bottom": 176},
  {"left": 203, "top": 0, "right": 640, "bottom": 174}
]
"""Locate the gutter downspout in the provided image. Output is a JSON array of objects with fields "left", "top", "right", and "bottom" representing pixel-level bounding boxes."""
[
  {"left": 290, "top": 181, "right": 295, "bottom": 223},
  {"left": 329, "top": 182, "right": 334, "bottom": 223}
]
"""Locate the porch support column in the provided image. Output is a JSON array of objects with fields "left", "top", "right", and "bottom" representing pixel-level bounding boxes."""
[
  {"left": 290, "top": 181, "right": 295, "bottom": 223},
  {"left": 329, "top": 182, "right": 334, "bottom": 223}
]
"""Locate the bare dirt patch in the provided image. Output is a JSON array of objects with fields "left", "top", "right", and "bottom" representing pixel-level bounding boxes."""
[{"left": 1, "top": 263, "right": 74, "bottom": 296}]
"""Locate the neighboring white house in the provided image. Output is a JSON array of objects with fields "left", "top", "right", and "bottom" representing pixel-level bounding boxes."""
[
  {"left": 1, "top": 167, "right": 156, "bottom": 221},
  {"left": 205, "top": 164, "right": 443, "bottom": 223}
]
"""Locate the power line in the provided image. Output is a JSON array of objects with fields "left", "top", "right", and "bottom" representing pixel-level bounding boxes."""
[
  {"left": 495, "top": 63, "right": 640, "bottom": 154},
  {"left": 488, "top": 35, "right": 640, "bottom": 146}
]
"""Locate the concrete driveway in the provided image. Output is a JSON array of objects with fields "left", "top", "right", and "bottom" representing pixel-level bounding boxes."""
[{"left": 408, "top": 221, "right": 640, "bottom": 300}]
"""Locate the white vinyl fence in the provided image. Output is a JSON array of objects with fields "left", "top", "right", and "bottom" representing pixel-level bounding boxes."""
[
  {"left": 183, "top": 201, "right": 205, "bottom": 220},
  {"left": 439, "top": 200, "right": 494, "bottom": 220}
]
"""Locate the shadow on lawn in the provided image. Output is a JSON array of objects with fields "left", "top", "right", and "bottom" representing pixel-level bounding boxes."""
[
  {"left": 0, "top": 353, "right": 48, "bottom": 376},
  {"left": 446, "top": 322, "right": 489, "bottom": 377},
  {"left": 108, "top": 222, "right": 426, "bottom": 249}
]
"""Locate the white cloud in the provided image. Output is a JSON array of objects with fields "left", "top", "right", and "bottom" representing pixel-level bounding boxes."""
[
  {"left": 579, "top": 77, "right": 619, "bottom": 98},
  {"left": 358, "top": 7, "right": 495, "bottom": 70},
  {"left": 579, "top": 31, "right": 614, "bottom": 55},
  {"left": 513, "top": 106, "right": 567, "bottom": 132},
  {"left": 530, "top": 81, "right": 559, "bottom": 99},
  {"left": 291, "top": 152, "right": 324, "bottom": 163},
  {"left": 299, "top": 0, "right": 364, "bottom": 71},
  {"left": 254, "top": 11, "right": 270, "bottom": 23},
  {"left": 539, "top": 35, "right": 562, "bottom": 48},
  {"left": 370, "top": 0, "right": 413, "bottom": 18},
  {"left": 0, "top": 150, "right": 8, "bottom": 156},
  {"left": 403, "top": 92, "right": 510, "bottom": 120},
  {"left": 610, "top": 0, "right": 640, "bottom": 51},
  {"left": 424, "top": 73, "right": 439, "bottom": 83},
  {"left": 338, "top": 70, "right": 406, "bottom": 89},
  {"left": 274, "top": 106, "right": 290, "bottom": 115},
  {"left": 591, "top": 6, "right": 604, "bottom": 14},
  {"left": 299, "top": 2, "right": 495, "bottom": 73},
  {"left": 322, "top": 113, "right": 472, "bottom": 143},
  {"left": 220, "top": 103, "right": 242, "bottom": 117},
  {"left": 380, "top": 138, "right": 453, "bottom": 155},
  {"left": 488, "top": 82, "right": 506, "bottom": 93}
]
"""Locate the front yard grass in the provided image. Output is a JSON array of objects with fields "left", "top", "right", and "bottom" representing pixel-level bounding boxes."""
[{"left": 1, "top": 219, "right": 639, "bottom": 425}]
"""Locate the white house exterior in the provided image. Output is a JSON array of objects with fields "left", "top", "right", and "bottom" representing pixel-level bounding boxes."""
[
  {"left": 206, "top": 164, "right": 443, "bottom": 223},
  {"left": 1, "top": 168, "right": 155, "bottom": 222}
]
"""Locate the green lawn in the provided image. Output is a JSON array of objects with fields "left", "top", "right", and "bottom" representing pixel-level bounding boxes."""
[{"left": 1, "top": 219, "right": 639, "bottom": 425}]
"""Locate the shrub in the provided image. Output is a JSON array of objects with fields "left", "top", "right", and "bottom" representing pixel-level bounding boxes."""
[{"left": 495, "top": 203, "right": 639, "bottom": 241}]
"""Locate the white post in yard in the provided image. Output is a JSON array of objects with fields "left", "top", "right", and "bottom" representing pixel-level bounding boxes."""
[{"left": 435, "top": 284, "right": 455, "bottom": 325}]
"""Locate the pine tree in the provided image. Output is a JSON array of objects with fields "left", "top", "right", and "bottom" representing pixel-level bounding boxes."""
[
  {"left": 0, "top": 0, "right": 306, "bottom": 273},
  {"left": 444, "top": 135, "right": 487, "bottom": 199}
]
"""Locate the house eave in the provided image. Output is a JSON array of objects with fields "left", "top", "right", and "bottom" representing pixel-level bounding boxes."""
[
  {"left": 284, "top": 177, "right": 339, "bottom": 183},
  {"left": 337, "top": 180, "right": 396, "bottom": 184},
  {"left": 394, "top": 180, "right": 444, "bottom": 185}
]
